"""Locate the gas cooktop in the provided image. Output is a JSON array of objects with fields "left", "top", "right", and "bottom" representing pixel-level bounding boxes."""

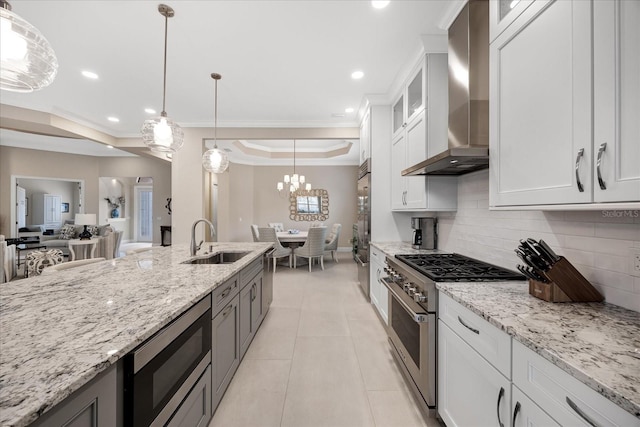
[{"left": 395, "top": 253, "right": 525, "bottom": 282}]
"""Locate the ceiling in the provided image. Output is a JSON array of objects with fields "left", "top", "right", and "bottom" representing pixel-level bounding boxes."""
[{"left": 0, "top": 0, "right": 458, "bottom": 162}]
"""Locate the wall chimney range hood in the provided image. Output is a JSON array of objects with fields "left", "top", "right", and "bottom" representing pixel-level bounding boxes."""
[{"left": 403, "top": 0, "right": 489, "bottom": 176}]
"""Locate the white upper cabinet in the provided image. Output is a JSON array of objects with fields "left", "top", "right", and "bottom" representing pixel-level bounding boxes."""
[
  {"left": 489, "top": 0, "right": 534, "bottom": 43},
  {"left": 359, "top": 109, "right": 371, "bottom": 165},
  {"left": 391, "top": 54, "right": 457, "bottom": 211},
  {"left": 593, "top": 0, "right": 640, "bottom": 203},
  {"left": 490, "top": 0, "right": 640, "bottom": 208}
]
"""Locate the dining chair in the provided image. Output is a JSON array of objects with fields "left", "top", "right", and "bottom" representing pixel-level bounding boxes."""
[
  {"left": 293, "top": 226, "right": 328, "bottom": 272},
  {"left": 324, "top": 223, "right": 342, "bottom": 263},
  {"left": 40, "top": 258, "right": 107, "bottom": 275},
  {"left": 250, "top": 224, "right": 260, "bottom": 242},
  {"left": 268, "top": 223, "right": 284, "bottom": 232},
  {"left": 257, "top": 227, "right": 291, "bottom": 272}
]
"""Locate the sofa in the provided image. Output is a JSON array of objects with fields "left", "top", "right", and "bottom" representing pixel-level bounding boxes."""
[{"left": 18, "top": 224, "right": 122, "bottom": 260}]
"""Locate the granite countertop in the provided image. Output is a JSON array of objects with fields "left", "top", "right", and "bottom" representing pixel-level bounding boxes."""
[
  {"left": 437, "top": 282, "right": 640, "bottom": 419},
  {"left": 0, "top": 242, "right": 272, "bottom": 427},
  {"left": 372, "top": 241, "right": 640, "bottom": 418}
]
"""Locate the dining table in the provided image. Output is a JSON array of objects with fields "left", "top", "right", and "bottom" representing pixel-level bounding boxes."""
[{"left": 276, "top": 231, "right": 308, "bottom": 245}]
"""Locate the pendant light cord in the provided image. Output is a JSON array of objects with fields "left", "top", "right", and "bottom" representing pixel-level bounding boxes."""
[
  {"left": 211, "top": 73, "right": 222, "bottom": 148},
  {"left": 161, "top": 13, "right": 168, "bottom": 115}
]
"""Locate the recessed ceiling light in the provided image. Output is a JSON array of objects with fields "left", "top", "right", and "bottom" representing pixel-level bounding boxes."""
[
  {"left": 106, "top": 145, "right": 114, "bottom": 149},
  {"left": 81, "top": 70, "right": 99, "bottom": 79},
  {"left": 107, "top": 116, "right": 120, "bottom": 122},
  {"left": 371, "top": 1, "right": 390, "bottom": 9},
  {"left": 144, "top": 108, "right": 156, "bottom": 114},
  {"left": 345, "top": 107, "right": 355, "bottom": 113},
  {"left": 332, "top": 113, "right": 346, "bottom": 118},
  {"left": 351, "top": 70, "right": 364, "bottom": 80}
]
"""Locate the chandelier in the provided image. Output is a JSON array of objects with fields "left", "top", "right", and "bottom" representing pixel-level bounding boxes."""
[
  {"left": 277, "top": 140, "right": 311, "bottom": 195},
  {"left": 0, "top": 0, "right": 58, "bottom": 92},
  {"left": 202, "top": 73, "right": 229, "bottom": 173},
  {"left": 141, "top": 4, "right": 184, "bottom": 154}
]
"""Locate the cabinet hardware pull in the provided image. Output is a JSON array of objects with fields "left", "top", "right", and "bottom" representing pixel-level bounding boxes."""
[
  {"left": 575, "top": 148, "right": 585, "bottom": 192},
  {"left": 512, "top": 401, "right": 521, "bottom": 426},
  {"left": 251, "top": 283, "right": 257, "bottom": 301},
  {"left": 220, "top": 286, "right": 231, "bottom": 299},
  {"left": 222, "top": 303, "right": 234, "bottom": 318},
  {"left": 596, "top": 142, "right": 607, "bottom": 190},
  {"left": 458, "top": 315, "right": 480, "bottom": 334},
  {"left": 496, "top": 387, "right": 505, "bottom": 427},
  {"left": 566, "top": 396, "right": 600, "bottom": 427}
]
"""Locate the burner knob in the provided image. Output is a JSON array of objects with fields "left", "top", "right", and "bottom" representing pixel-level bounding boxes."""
[
  {"left": 407, "top": 287, "right": 417, "bottom": 296},
  {"left": 413, "top": 292, "right": 426, "bottom": 303}
]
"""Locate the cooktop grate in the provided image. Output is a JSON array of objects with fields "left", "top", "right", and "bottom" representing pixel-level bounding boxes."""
[{"left": 395, "top": 253, "right": 524, "bottom": 282}]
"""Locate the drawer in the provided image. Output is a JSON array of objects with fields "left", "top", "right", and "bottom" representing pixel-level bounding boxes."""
[
  {"left": 439, "top": 293, "right": 511, "bottom": 378},
  {"left": 512, "top": 384, "right": 560, "bottom": 427},
  {"left": 371, "top": 245, "right": 384, "bottom": 263},
  {"left": 212, "top": 275, "right": 239, "bottom": 318},
  {"left": 513, "top": 340, "right": 639, "bottom": 427}
]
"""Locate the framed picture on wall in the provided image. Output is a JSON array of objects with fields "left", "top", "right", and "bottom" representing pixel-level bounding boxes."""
[{"left": 61, "top": 202, "right": 69, "bottom": 213}]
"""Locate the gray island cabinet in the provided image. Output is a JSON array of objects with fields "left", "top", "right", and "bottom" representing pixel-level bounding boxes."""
[{"left": 0, "top": 242, "right": 273, "bottom": 427}]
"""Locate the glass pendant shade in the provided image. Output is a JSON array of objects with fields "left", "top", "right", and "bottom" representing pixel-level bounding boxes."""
[
  {"left": 0, "top": 1, "right": 58, "bottom": 92},
  {"left": 141, "top": 114, "right": 184, "bottom": 153},
  {"left": 202, "top": 147, "right": 229, "bottom": 173}
]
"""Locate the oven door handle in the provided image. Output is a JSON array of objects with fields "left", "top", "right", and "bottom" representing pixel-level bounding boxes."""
[{"left": 382, "top": 278, "right": 429, "bottom": 323}]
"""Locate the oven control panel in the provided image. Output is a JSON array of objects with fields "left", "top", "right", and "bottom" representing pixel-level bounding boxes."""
[{"left": 384, "top": 261, "right": 428, "bottom": 304}]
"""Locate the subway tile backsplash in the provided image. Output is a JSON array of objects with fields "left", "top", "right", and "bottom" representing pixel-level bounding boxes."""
[{"left": 437, "top": 170, "right": 640, "bottom": 312}]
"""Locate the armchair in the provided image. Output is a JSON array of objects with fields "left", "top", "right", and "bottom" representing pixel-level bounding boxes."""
[{"left": 1, "top": 235, "right": 17, "bottom": 283}]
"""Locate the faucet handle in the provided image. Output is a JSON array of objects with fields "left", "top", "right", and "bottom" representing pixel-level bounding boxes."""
[{"left": 196, "top": 240, "right": 203, "bottom": 251}]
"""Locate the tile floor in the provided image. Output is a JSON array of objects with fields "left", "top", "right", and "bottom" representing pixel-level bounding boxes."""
[{"left": 208, "top": 252, "right": 441, "bottom": 427}]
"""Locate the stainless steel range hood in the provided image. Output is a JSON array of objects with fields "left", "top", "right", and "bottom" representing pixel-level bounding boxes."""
[{"left": 403, "top": 0, "right": 489, "bottom": 176}]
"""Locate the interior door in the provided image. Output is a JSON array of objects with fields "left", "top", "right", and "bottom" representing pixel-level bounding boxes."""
[
  {"left": 135, "top": 186, "right": 153, "bottom": 242},
  {"left": 16, "top": 186, "right": 26, "bottom": 233}
]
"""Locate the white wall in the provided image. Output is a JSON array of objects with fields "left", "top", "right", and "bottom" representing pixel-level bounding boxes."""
[{"left": 437, "top": 170, "right": 640, "bottom": 312}]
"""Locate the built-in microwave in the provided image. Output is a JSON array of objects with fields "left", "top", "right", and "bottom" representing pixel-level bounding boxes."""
[{"left": 124, "top": 296, "right": 212, "bottom": 427}]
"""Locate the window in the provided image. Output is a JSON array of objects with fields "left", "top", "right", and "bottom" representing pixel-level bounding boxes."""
[{"left": 296, "top": 196, "right": 321, "bottom": 214}]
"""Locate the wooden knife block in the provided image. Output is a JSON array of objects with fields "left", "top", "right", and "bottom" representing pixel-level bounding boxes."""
[{"left": 528, "top": 257, "right": 604, "bottom": 303}]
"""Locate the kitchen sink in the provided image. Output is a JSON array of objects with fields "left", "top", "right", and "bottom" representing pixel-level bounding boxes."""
[{"left": 182, "top": 251, "right": 251, "bottom": 265}]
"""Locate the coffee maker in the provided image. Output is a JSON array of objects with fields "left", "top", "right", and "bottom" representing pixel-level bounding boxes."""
[{"left": 411, "top": 217, "right": 437, "bottom": 250}]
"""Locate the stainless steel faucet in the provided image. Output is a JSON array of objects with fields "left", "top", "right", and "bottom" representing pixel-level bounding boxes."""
[{"left": 190, "top": 218, "right": 216, "bottom": 256}]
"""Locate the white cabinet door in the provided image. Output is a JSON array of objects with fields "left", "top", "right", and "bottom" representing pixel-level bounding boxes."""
[
  {"left": 369, "top": 246, "right": 388, "bottom": 325},
  {"left": 438, "top": 320, "right": 511, "bottom": 427},
  {"left": 512, "top": 384, "right": 560, "bottom": 427},
  {"left": 391, "top": 132, "right": 407, "bottom": 209},
  {"left": 45, "top": 195, "right": 62, "bottom": 224},
  {"left": 593, "top": 0, "right": 640, "bottom": 203},
  {"left": 490, "top": 0, "right": 593, "bottom": 206},
  {"left": 404, "top": 113, "right": 427, "bottom": 209}
]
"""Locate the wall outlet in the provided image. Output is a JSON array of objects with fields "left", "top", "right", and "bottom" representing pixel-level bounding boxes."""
[{"left": 630, "top": 248, "right": 640, "bottom": 278}]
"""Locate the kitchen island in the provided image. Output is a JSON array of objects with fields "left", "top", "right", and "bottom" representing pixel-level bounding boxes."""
[{"left": 0, "top": 242, "right": 272, "bottom": 427}]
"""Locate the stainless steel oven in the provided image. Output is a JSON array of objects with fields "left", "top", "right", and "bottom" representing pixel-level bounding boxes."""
[
  {"left": 124, "top": 296, "right": 212, "bottom": 427},
  {"left": 382, "top": 257, "right": 437, "bottom": 411}
]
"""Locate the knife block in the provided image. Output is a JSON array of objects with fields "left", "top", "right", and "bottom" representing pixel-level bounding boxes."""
[{"left": 528, "top": 257, "right": 604, "bottom": 303}]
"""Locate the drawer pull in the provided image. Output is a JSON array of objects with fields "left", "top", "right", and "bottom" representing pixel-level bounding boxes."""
[
  {"left": 512, "top": 401, "right": 521, "bottom": 426},
  {"left": 458, "top": 315, "right": 480, "bottom": 334},
  {"left": 220, "top": 286, "right": 231, "bottom": 299},
  {"left": 222, "top": 303, "right": 234, "bottom": 318},
  {"left": 575, "top": 148, "right": 585, "bottom": 192},
  {"left": 497, "top": 387, "right": 505, "bottom": 427},
  {"left": 566, "top": 396, "right": 600, "bottom": 427},
  {"left": 596, "top": 142, "right": 607, "bottom": 190}
]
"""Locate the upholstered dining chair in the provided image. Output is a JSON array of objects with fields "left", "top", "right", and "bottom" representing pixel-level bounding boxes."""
[
  {"left": 40, "top": 258, "right": 107, "bottom": 275},
  {"left": 293, "top": 226, "right": 328, "bottom": 272},
  {"left": 268, "top": 223, "right": 284, "bottom": 232},
  {"left": 324, "top": 223, "right": 342, "bottom": 263},
  {"left": 250, "top": 225, "right": 260, "bottom": 242},
  {"left": 258, "top": 227, "right": 291, "bottom": 272}
]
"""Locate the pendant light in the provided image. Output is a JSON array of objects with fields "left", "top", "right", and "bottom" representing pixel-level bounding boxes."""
[
  {"left": 141, "top": 4, "right": 184, "bottom": 153},
  {"left": 202, "top": 73, "right": 229, "bottom": 173},
  {"left": 0, "top": 0, "right": 58, "bottom": 92},
  {"left": 277, "top": 140, "right": 311, "bottom": 194}
]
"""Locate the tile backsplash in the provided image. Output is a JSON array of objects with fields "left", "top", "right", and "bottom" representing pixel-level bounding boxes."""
[{"left": 437, "top": 170, "right": 640, "bottom": 312}]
